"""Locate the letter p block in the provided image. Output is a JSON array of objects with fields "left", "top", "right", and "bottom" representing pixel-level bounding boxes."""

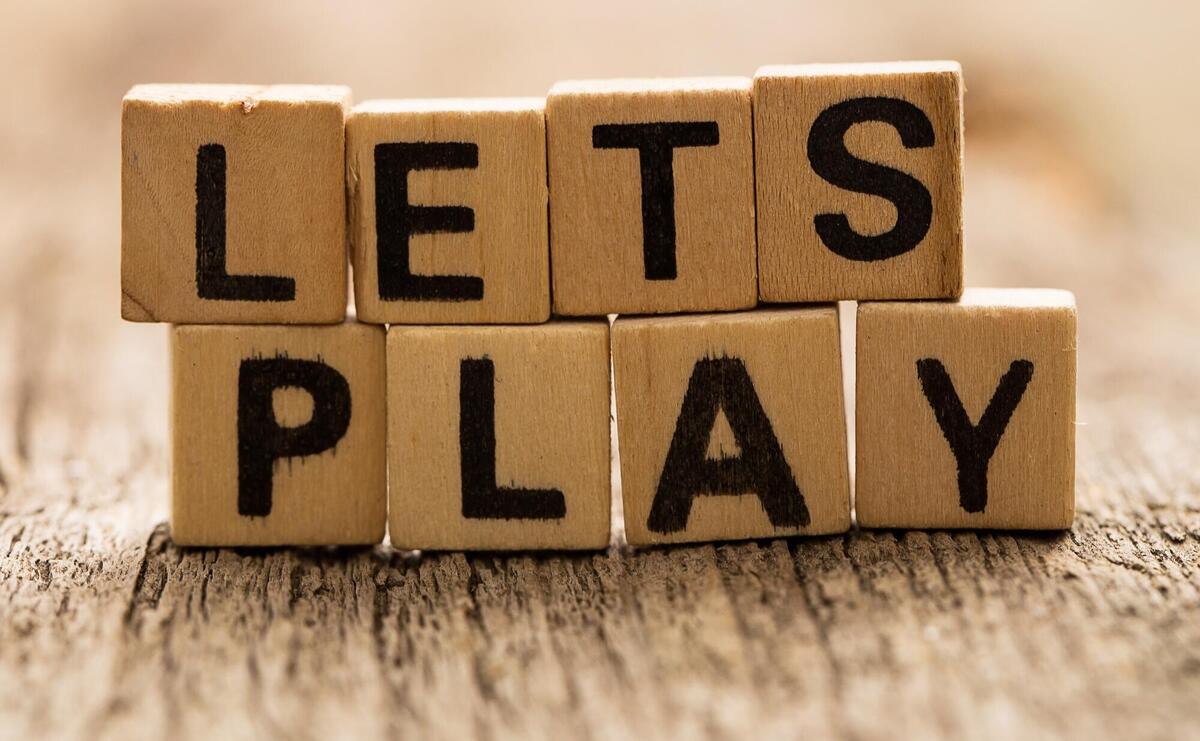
[{"left": 170, "top": 323, "right": 386, "bottom": 546}]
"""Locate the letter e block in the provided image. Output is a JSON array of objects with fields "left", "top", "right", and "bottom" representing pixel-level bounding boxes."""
[
  {"left": 122, "top": 85, "right": 350, "bottom": 324},
  {"left": 171, "top": 323, "right": 385, "bottom": 546},
  {"left": 388, "top": 322, "right": 611, "bottom": 550},
  {"left": 547, "top": 78, "right": 757, "bottom": 316},
  {"left": 346, "top": 99, "right": 551, "bottom": 324},
  {"left": 754, "top": 62, "right": 963, "bottom": 302},
  {"left": 856, "top": 289, "right": 1077, "bottom": 529},
  {"left": 612, "top": 308, "right": 850, "bottom": 545}
]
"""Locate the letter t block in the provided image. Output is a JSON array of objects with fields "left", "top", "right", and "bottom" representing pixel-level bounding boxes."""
[
  {"left": 856, "top": 289, "right": 1077, "bottom": 529},
  {"left": 547, "top": 78, "right": 758, "bottom": 315}
]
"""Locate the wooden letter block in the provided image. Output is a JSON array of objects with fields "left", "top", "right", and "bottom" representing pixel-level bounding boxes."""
[
  {"left": 612, "top": 308, "right": 850, "bottom": 546},
  {"left": 547, "top": 78, "right": 757, "bottom": 316},
  {"left": 388, "top": 322, "right": 611, "bottom": 550},
  {"left": 856, "top": 289, "right": 1077, "bottom": 529},
  {"left": 346, "top": 99, "right": 551, "bottom": 324},
  {"left": 122, "top": 85, "right": 350, "bottom": 324},
  {"left": 754, "top": 62, "right": 963, "bottom": 302},
  {"left": 171, "top": 322, "right": 385, "bottom": 546}
]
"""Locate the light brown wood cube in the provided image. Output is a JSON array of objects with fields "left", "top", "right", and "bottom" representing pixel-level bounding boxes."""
[
  {"left": 547, "top": 78, "right": 757, "bottom": 316},
  {"left": 171, "top": 322, "right": 386, "bottom": 546},
  {"left": 612, "top": 308, "right": 850, "bottom": 546},
  {"left": 388, "top": 322, "right": 611, "bottom": 550},
  {"left": 346, "top": 99, "right": 550, "bottom": 324},
  {"left": 122, "top": 84, "right": 349, "bottom": 324},
  {"left": 754, "top": 62, "right": 963, "bottom": 302},
  {"left": 856, "top": 289, "right": 1077, "bottom": 530}
]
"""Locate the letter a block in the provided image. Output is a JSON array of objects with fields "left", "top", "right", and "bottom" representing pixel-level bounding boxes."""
[
  {"left": 388, "top": 322, "right": 611, "bottom": 550},
  {"left": 754, "top": 62, "right": 963, "bottom": 302},
  {"left": 122, "top": 85, "right": 350, "bottom": 324},
  {"left": 547, "top": 78, "right": 758, "bottom": 316},
  {"left": 612, "top": 308, "right": 850, "bottom": 546},
  {"left": 856, "top": 289, "right": 1077, "bottom": 529},
  {"left": 346, "top": 99, "right": 551, "bottom": 324},
  {"left": 171, "top": 323, "right": 386, "bottom": 546}
]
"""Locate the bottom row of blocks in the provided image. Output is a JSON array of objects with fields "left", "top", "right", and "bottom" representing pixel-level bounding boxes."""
[{"left": 170, "top": 288, "right": 1077, "bottom": 548}]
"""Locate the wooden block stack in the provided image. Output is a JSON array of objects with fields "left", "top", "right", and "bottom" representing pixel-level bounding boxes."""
[{"left": 122, "top": 62, "right": 1077, "bottom": 550}]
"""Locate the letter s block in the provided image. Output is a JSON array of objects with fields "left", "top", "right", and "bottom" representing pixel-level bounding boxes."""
[
  {"left": 388, "top": 322, "right": 611, "bottom": 551},
  {"left": 856, "top": 289, "right": 1077, "bottom": 529},
  {"left": 547, "top": 78, "right": 757, "bottom": 316},
  {"left": 171, "top": 323, "right": 385, "bottom": 546},
  {"left": 612, "top": 308, "right": 850, "bottom": 546},
  {"left": 346, "top": 99, "right": 551, "bottom": 324},
  {"left": 754, "top": 62, "right": 963, "bottom": 302},
  {"left": 122, "top": 85, "right": 350, "bottom": 324}
]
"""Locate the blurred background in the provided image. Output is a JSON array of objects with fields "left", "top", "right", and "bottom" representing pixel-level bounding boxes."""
[{"left": 0, "top": 0, "right": 1196, "bottom": 464}]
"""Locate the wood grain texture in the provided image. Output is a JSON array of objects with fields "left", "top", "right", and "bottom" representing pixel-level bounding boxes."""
[
  {"left": 121, "top": 85, "right": 350, "bottom": 324},
  {"left": 171, "top": 323, "right": 386, "bottom": 546},
  {"left": 612, "top": 308, "right": 849, "bottom": 545},
  {"left": 387, "top": 322, "right": 611, "bottom": 550},
  {"left": 546, "top": 78, "right": 757, "bottom": 316},
  {"left": 754, "top": 62, "right": 963, "bottom": 302},
  {"left": 856, "top": 289, "right": 1076, "bottom": 529},
  {"left": 6, "top": 9, "right": 1200, "bottom": 736},
  {"left": 346, "top": 98, "right": 551, "bottom": 324}
]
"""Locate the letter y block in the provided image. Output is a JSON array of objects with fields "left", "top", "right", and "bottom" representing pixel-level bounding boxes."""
[{"left": 856, "top": 289, "right": 1077, "bottom": 529}]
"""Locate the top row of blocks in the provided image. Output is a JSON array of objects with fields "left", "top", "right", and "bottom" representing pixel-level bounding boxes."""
[{"left": 121, "top": 62, "right": 964, "bottom": 324}]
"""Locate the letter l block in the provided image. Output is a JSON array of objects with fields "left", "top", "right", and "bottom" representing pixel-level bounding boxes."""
[
  {"left": 388, "top": 322, "right": 612, "bottom": 550},
  {"left": 171, "top": 323, "right": 386, "bottom": 546},
  {"left": 856, "top": 289, "right": 1077, "bottom": 529},
  {"left": 122, "top": 85, "right": 350, "bottom": 324},
  {"left": 612, "top": 308, "right": 850, "bottom": 545}
]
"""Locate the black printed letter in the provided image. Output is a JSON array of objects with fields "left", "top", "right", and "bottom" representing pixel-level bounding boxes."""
[
  {"left": 374, "top": 142, "right": 483, "bottom": 301},
  {"left": 195, "top": 143, "right": 296, "bottom": 301},
  {"left": 807, "top": 97, "right": 935, "bottom": 262},
  {"left": 237, "top": 357, "right": 352, "bottom": 517},
  {"left": 647, "top": 357, "right": 809, "bottom": 533},
  {"left": 459, "top": 357, "right": 565, "bottom": 520},
  {"left": 916, "top": 358, "right": 1034, "bottom": 513},
  {"left": 592, "top": 122, "right": 719, "bottom": 280}
]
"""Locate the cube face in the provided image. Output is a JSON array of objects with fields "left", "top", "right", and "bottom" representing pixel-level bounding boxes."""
[
  {"left": 612, "top": 308, "right": 850, "bottom": 546},
  {"left": 547, "top": 78, "right": 758, "bottom": 316},
  {"left": 171, "top": 323, "right": 386, "bottom": 546},
  {"left": 122, "top": 84, "right": 349, "bottom": 324},
  {"left": 388, "top": 322, "right": 611, "bottom": 550},
  {"left": 856, "top": 289, "right": 1077, "bottom": 530},
  {"left": 347, "top": 99, "right": 551, "bottom": 324},
  {"left": 754, "top": 62, "right": 963, "bottom": 302}
]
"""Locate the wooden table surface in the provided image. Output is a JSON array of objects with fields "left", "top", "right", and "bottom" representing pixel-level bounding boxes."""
[{"left": 2, "top": 4, "right": 1199, "bottom": 739}]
